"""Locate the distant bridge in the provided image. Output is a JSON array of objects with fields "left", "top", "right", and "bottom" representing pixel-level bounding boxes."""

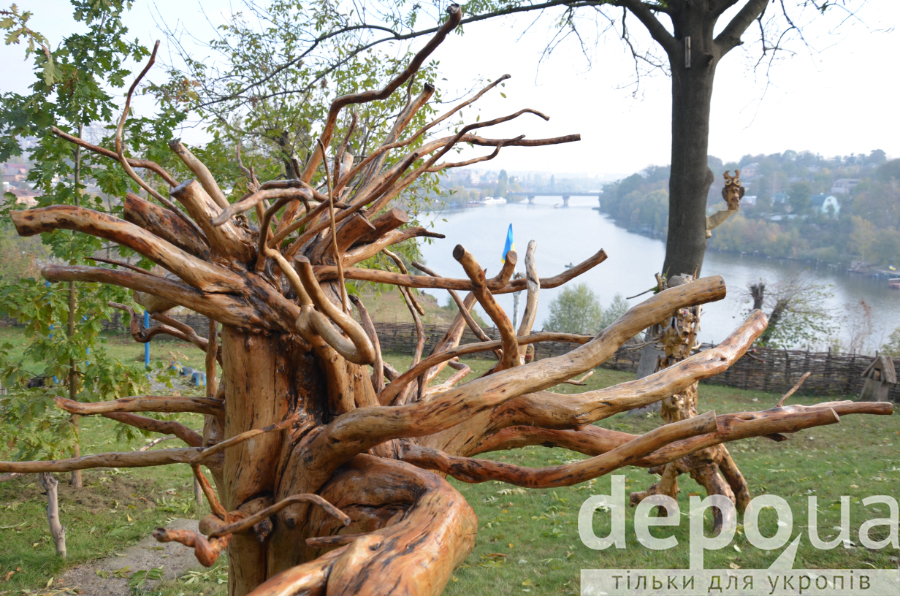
[{"left": 507, "top": 191, "right": 602, "bottom": 207}]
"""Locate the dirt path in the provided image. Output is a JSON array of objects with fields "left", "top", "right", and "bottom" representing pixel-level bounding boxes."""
[{"left": 57, "top": 519, "right": 204, "bottom": 595}]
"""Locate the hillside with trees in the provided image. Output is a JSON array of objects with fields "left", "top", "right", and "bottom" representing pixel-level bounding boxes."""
[{"left": 600, "top": 151, "right": 899, "bottom": 268}]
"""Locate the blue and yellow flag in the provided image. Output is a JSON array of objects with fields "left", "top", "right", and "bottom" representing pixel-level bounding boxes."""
[{"left": 501, "top": 224, "right": 514, "bottom": 263}]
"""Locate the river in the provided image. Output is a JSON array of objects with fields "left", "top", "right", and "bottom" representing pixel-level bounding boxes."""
[{"left": 417, "top": 196, "right": 900, "bottom": 350}]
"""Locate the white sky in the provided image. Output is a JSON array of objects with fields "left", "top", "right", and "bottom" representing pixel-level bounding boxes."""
[{"left": 3, "top": 1, "right": 898, "bottom": 177}]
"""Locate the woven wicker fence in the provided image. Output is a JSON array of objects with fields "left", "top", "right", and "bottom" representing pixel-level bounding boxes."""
[{"left": 370, "top": 321, "right": 900, "bottom": 401}]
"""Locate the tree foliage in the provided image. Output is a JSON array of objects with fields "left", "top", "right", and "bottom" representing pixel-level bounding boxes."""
[
  {"left": 0, "top": 0, "right": 181, "bottom": 462},
  {"left": 543, "top": 285, "right": 628, "bottom": 335},
  {"left": 743, "top": 274, "right": 836, "bottom": 349}
]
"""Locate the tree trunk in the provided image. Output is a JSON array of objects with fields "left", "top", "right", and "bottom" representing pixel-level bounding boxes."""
[
  {"left": 662, "top": 41, "right": 718, "bottom": 278},
  {"left": 220, "top": 328, "right": 318, "bottom": 594},
  {"left": 69, "top": 123, "right": 83, "bottom": 489},
  {"left": 39, "top": 472, "right": 67, "bottom": 558}
]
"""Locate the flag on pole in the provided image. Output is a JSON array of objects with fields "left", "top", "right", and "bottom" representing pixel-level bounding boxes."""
[{"left": 501, "top": 224, "right": 515, "bottom": 263}]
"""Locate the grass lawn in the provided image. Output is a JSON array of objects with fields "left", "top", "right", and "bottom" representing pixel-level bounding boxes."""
[{"left": 1, "top": 350, "right": 897, "bottom": 596}]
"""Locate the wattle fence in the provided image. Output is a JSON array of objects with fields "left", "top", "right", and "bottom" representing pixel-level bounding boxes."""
[
  {"left": 365, "top": 321, "right": 900, "bottom": 401},
  {"left": 4, "top": 315, "right": 897, "bottom": 401}
]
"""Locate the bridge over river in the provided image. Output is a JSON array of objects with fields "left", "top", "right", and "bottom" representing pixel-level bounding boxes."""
[{"left": 507, "top": 191, "right": 601, "bottom": 207}]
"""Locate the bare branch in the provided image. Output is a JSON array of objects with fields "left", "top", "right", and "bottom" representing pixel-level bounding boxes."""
[
  {"left": 0, "top": 448, "right": 200, "bottom": 473},
  {"left": 153, "top": 527, "right": 230, "bottom": 567},
  {"left": 103, "top": 412, "right": 202, "bottom": 448},
  {"left": 208, "top": 494, "right": 351, "bottom": 538},
  {"left": 402, "top": 411, "right": 718, "bottom": 487},
  {"left": 50, "top": 126, "right": 177, "bottom": 186},
  {"left": 12, "top": 206, "right": 242, "bottom": 293},
  {"left": 454, "top": 245, "right": 519, "bottom": 371},
  {"left": 715, "top": 0, "right": 769, "bottom": 52},
  {"left": 55, "top": 395, "right": 224, "bottom": 417}
]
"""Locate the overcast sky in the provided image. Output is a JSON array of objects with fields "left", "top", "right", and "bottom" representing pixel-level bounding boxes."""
[{"left": 3, "top": 1, "right": 898, "bottom": 178}]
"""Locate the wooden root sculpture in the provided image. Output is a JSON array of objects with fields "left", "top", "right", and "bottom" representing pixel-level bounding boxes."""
[
  {"left": 629, "top": 274, "right": 752, "bottom": 533},
  {"left": 1, "top": 8, "right": 893, "bottom": 595}
]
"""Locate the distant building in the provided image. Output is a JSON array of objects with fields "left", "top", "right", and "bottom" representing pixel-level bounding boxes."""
[
  {"left": 741, "top": 163, "right": 759, "bottom": 178},
  {"left": 742, "top": 195, "right": 757, "bottom": 207},
  {"left": 772, "top": 192, "right": 788, "bottom": 204},
  {"left": 6, "top": 187, "right": 40, "bottom": 207},
  {"left": 810, "top": 194, "right": 840, "bottom": 217},
  {"left": 1, "top": 163, "right": 28, "bottom": 176},
  {"left": 830, "top": 178, "right": 859, "bottom": 195}
]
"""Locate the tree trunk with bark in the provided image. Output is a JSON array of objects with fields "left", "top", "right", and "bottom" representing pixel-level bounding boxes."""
[{"left": 1, "top": 10, "right": 892, "bottom": 595}]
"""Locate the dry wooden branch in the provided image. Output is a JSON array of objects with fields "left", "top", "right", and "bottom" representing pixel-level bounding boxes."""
[
  {"left": 153, "top": 527, "right": 231, "bottom": 567},
  {"left": 376, "top": 331, "right": 592, "bottom": 406},
  {"left": 43, "top": 265, "right": 299, "bottom": 332},
  {"left": 108, "top": 301, "right": 211, "bottom": 352},
  {"left": 154, "top": 312, "right": 215, "bottom": 356},
  {"left": 0, "top": 448, "right": 201, "bottom": 473},
  {"left": 12, "top": 206, "right": 241, "bottom": 293},
  {"left": 104, "top": 412, "right": 202, "bottom": 448},
  {"left": 402, "top": 411, "right": 718, "bottom": 488},
  {"left": 423, "top": 362, "right": 471, "bottom": 397},
  {"left": 305, "top": 533, "right": 367, "bottom": 549},
  {"left": 208, "top": 494, "right": 351, "bottom": 538},
  {"left": 112, "top": 42, "right": 203, "bottom": 236},
  {"left": 294, "top": 257, "right": 375, "bottom": 364},
  {"left": 564, "top": 370, "right": 594, "bottom": 386},
  {"left": 777, "top": 371, "right": 811, "bottom": 407},
  {"left": 212, "top": 187, "right": 314, "bottom": 227},
  {"left": 414, "top": 262, "right": 494, "bottom": 344},
  {"left": 168, "top": 140, "right": 230, "bottom": 210},
  {"left": 490, "top": 310, "right": 767, "bottom": 429},
  {"left": 317, "top": 248, "right": 606, "bottom": 294},
  {"left": 192, "top": 464, "right": 228, "bottom": 519},
  {"left": 206, "top": 318, "right": 219, "bottom": 398},
  {"left": 454, "top": 245, "right": 518, "bottom": 371},
  {"left": 123, "top": 193, "right": 210, "bottom": 258},
  {"left": 517, "top": 240, "right": 540, "bottom": 362},
  {"left": 50, "top": 126, "right": 177, "bottom": 186},
  {"left": 324, "top": 278, "right": 728, "bottom": 459},
  {"left": 472, "top": 403, "right": 893, "bottom": 464},
  {"left": 193, "top": 415, "right": 300, "bottom": 464},
  {"left": 170, "top": 180, "right": 255, "bottom": 263},
  {"left": 137, "top": 436, "right": 177, "bottom": 451},
  {"left": 56, "top": 395, "right": 223, "bottom": 417},
  {"left": 349, "top": 294, "right": 385, "bottom": 392}
]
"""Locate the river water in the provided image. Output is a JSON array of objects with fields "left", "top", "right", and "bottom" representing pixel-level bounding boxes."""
[{"left": 417, "top": 196, "right": 900, "bottom": 350}]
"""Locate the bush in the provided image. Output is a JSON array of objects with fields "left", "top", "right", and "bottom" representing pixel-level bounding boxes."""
[
  {"left": 882, "top": 328, "right": 900, "bottom": 357},
  {"left": 543, "top": 285, "right": 627, "bottom": 335}
]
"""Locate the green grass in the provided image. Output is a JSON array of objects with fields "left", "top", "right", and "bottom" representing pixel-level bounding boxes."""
[
  {"left": 0, "top": 350, "right": 897, "bottom": 596},
  {"left": 0, "top": 326, "right": 211, "bottom": 378}
]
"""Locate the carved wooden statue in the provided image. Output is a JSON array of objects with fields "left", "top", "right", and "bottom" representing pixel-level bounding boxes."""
[
  {"left": 630, "top": 275, "right": 751, "bottom": 532},
  {"left": 706, "top": 169, "right": 745, "bottom": 238},
  {"left": 1, "top": 9, "right": 892, "bottom": 595},
  {"left": 860, "top": 355, "right": 897, "bottom": 402}
]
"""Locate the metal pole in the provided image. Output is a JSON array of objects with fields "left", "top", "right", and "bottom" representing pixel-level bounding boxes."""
[{"left": 144, "top": 311, "right": 150, "bottom": 368}]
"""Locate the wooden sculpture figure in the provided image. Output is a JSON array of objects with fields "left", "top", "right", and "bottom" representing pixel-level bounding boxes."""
[
  {"left": 630, "top": 275, "right": 751, "bottom": 533},
  {"left": 706, "top": 169, "right": 745, "bottom": 238},
  {"left": 0, "top": 8, "right": 892, "bottom": 595}
]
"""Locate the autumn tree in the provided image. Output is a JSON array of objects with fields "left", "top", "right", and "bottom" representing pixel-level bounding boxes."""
[{"left": 0, "top": 8, "right": 892, "bottom": 596}]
